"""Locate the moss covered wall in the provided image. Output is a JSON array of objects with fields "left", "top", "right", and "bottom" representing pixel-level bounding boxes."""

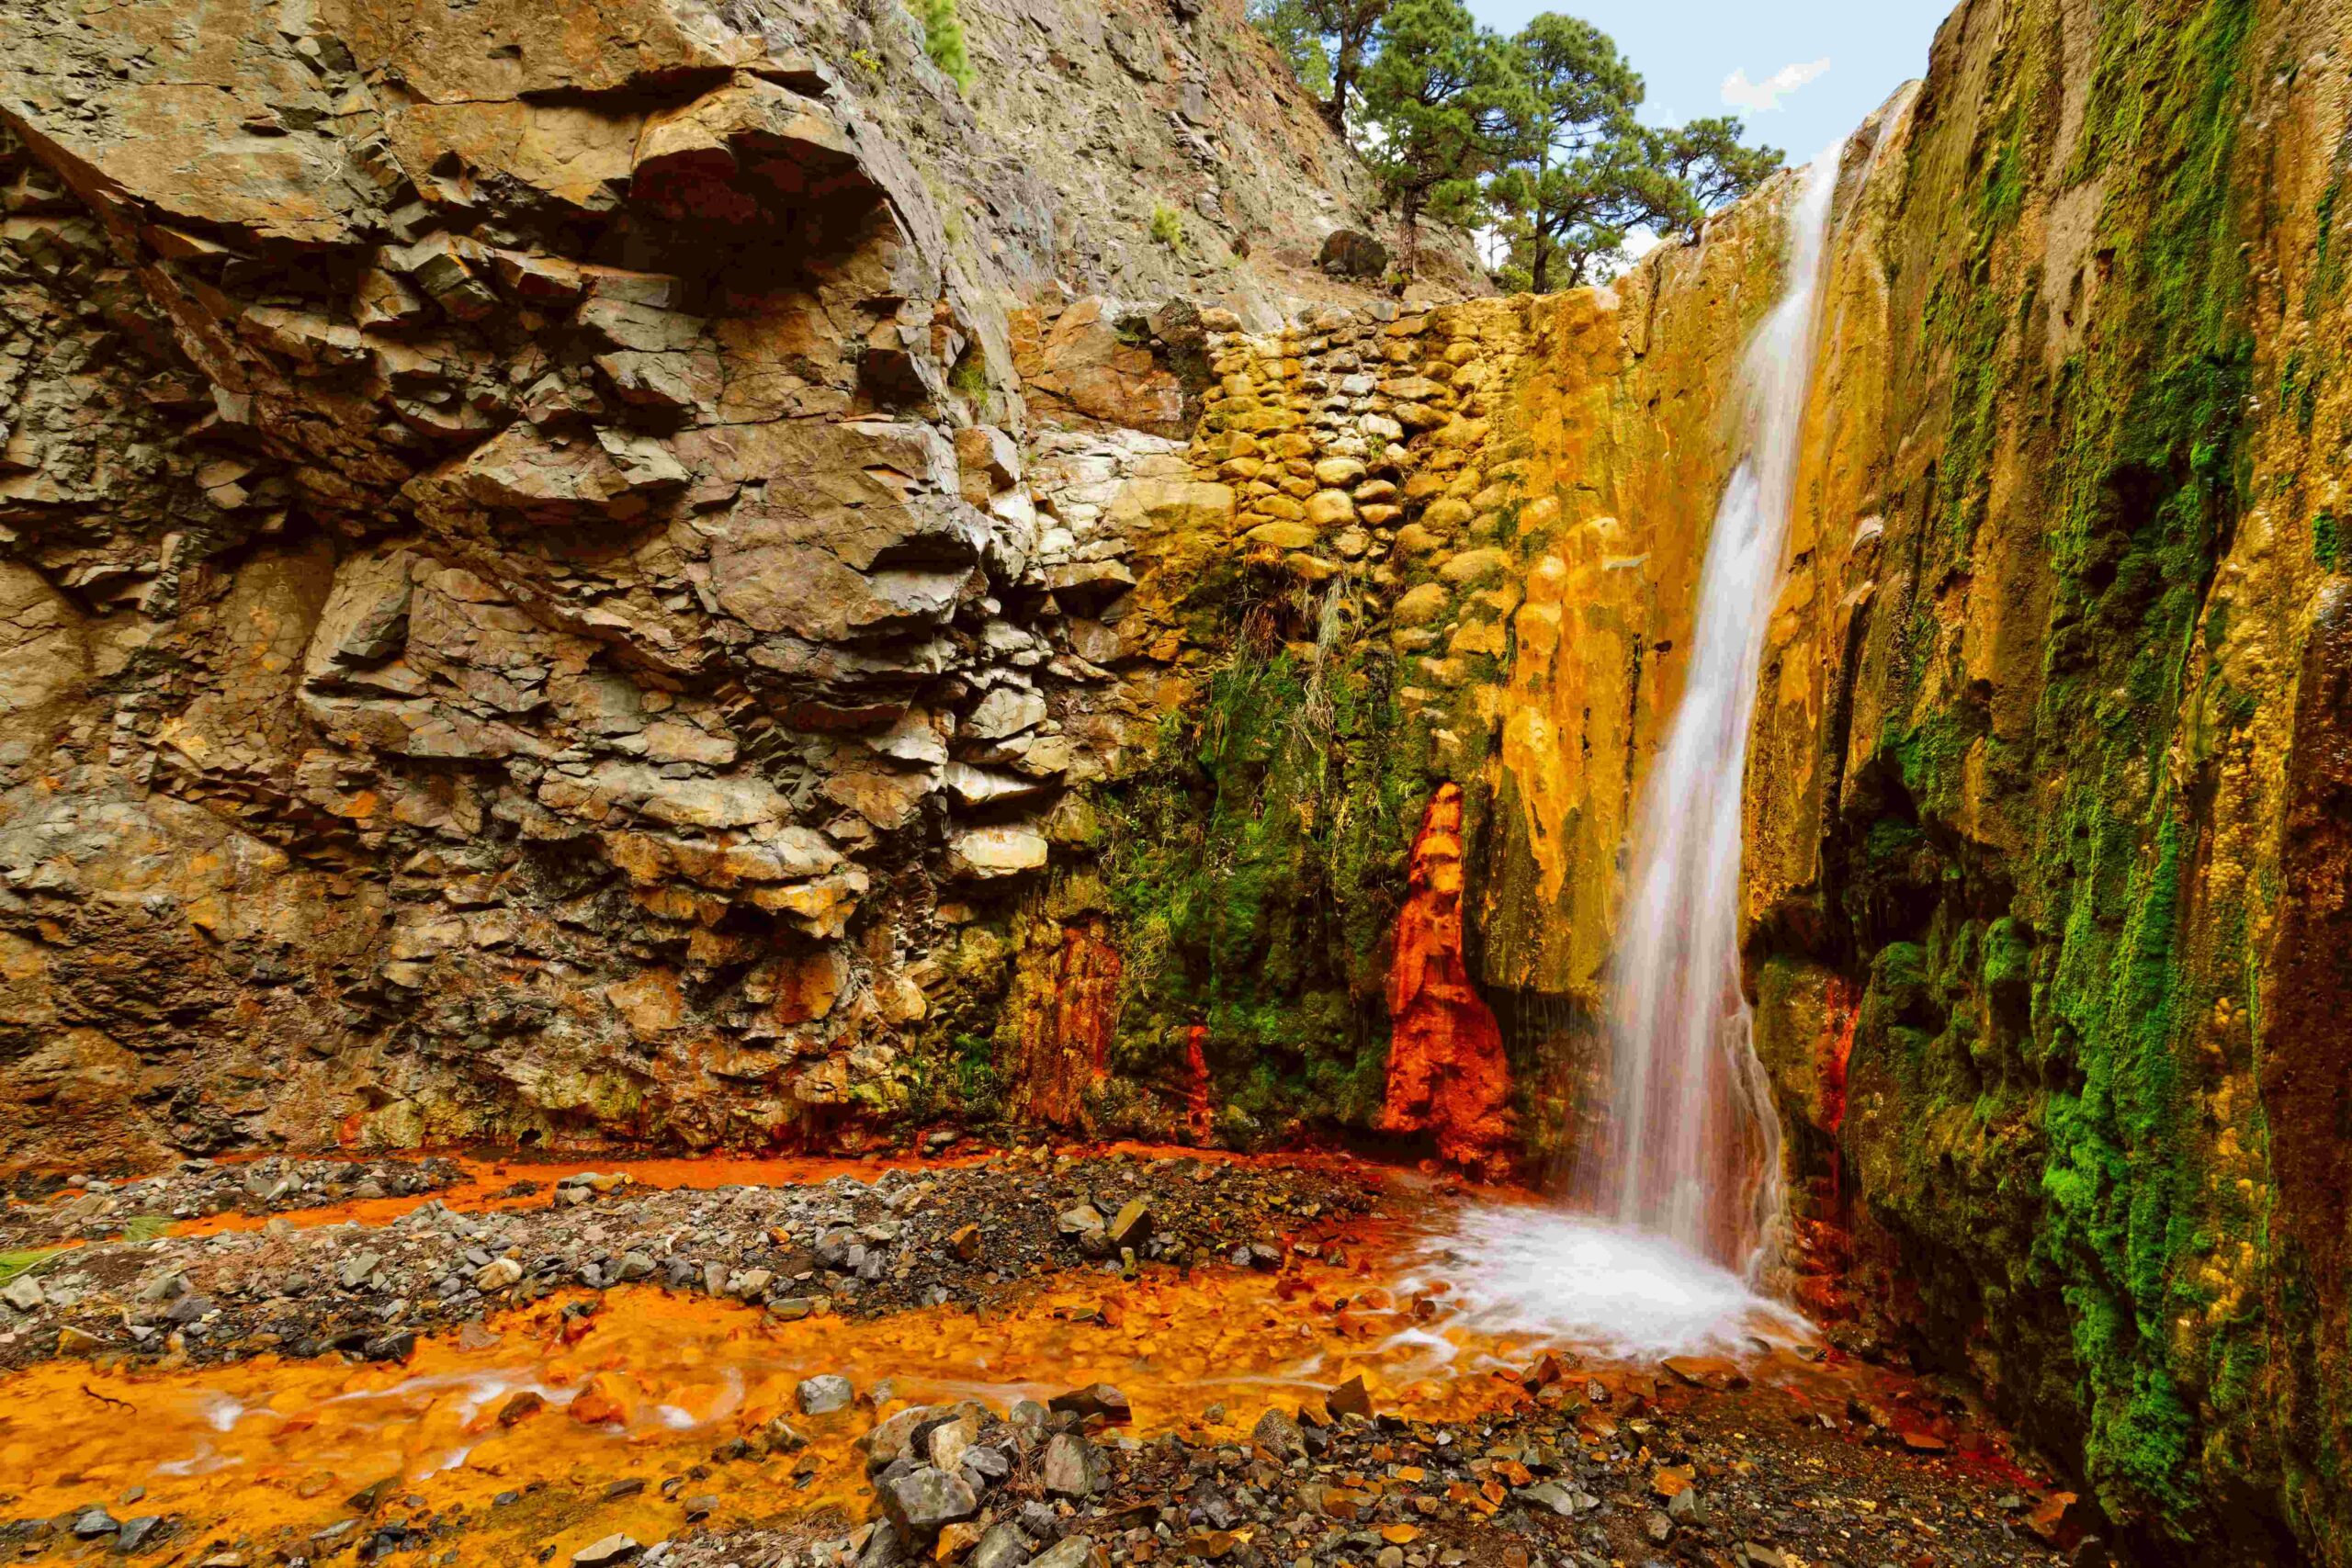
[{"left": 1733, "top": 0, "right": 2352, "bottom": 1559}]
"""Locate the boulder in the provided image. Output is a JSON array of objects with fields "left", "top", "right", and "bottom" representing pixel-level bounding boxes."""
[
  {"left": 1318, "top": 229, "right": 1389, "bottom": 278},
  {"left": 797, "top": 1374, "right": 855, "bottom": 1415},
  {"left": 876, "top": 1464, "right": 979, "bottom": 1543},
  {"left": 1042, "top": 1432, "right": 1102, "bottom": 1497}
]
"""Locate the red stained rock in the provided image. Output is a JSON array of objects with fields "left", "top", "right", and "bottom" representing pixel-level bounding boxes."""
[
  {"left": 1377, "top": 784, "right": 1513, "bottom": 1179},
  {"left": 1182, "top": 1023, "right": 1214, "bottom": 1144}
]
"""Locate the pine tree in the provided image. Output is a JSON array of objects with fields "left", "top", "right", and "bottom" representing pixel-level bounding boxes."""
[
  {"left": 1486, "top": 15, "right": 1784, "bottom": 288},
  {"left": 1356, "top": 0, "right": 1527, "bottom": 267},
  {"left": 1247, "top": 0, "right": 1390, "bottom": 133}
]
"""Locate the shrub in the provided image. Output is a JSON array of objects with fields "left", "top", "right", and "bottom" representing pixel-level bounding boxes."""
[
  {"left": 1149, "top": 203, "right": 1184, "bottom": 249},
  {"left": 920, "top": 0, "right": 975, "bottom": 93}
]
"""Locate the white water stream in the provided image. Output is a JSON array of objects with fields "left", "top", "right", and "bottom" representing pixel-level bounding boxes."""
[
  {"left": 1586, "top": 153, "right": 1840, "bottom": 1279},
  {"left": 1411, "top": 156, "right": 1847, "bottom": 1355}
]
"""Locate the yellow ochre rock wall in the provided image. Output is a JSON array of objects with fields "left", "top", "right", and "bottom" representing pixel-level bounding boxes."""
[{"left": 1161, "top": 0, "right": 2352, "bottom": 1557}]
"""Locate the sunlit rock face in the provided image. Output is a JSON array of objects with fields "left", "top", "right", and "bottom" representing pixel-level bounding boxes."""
[{"left": 0, "top": 0, "right": 1457, "bottom": 1165}]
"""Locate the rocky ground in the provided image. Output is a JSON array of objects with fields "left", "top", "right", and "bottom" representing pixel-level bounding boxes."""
[
  {"left": 0, "top": 1158, "right": 470, "bottom": 1249},
  {"left": 0, "top": 1149, "right": 1367, "bottom": 1371},
  {"left": 0, "top": 1154, "right": 2108, "bottom": 1568},
  {"left": 655, "top": 1369, "right": 2090, "bottom": 1568}
]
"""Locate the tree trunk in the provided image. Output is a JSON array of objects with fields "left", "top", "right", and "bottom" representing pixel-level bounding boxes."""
[
  {"left": 1531, "top": 234, "right": 1551, "bottom": 295},
  {"left": 1397, "top": 195, "right": 1421, "bottom": 296},
  {"left": 1324, "top": 39, "right": 1363, "bottom": 139}
]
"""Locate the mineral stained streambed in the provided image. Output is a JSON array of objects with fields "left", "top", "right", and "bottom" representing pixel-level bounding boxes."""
[{"left": 0, "top": 1153, "right": 2074, "bottom": 1568}]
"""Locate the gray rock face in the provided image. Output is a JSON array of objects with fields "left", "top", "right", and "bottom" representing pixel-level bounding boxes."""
[
  {"left": 1042, "top": 1432, "right": 1103, "bottom": 1498},
  {"left": 0, "top": 0, "right": 1455, "bottom": 1168},
  {"left": 876, "top": 1464, "right": 979, "bottom": 1541}
]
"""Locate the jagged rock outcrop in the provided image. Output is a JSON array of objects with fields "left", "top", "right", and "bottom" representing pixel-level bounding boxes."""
[{"left": 0, "top": 0, "right": 1459, "bottom": 1164}]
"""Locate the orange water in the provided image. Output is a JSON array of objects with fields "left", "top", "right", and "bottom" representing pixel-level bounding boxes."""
[
  {"left": 0, "top": 1213, "right": 1534, "bottom": 1560},
  {"left": 0, "top": 1167, "right": 1962, "bottom": 1566}
]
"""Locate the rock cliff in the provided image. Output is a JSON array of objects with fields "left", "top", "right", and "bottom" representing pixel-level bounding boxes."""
[{"left": 0, "top": 0, "right": 1471, "bottom": 1168}]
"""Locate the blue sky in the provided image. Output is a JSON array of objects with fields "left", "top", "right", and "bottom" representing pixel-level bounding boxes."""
[{"left": 1466, "top": 0, "right": 1957, "bottom": 166}]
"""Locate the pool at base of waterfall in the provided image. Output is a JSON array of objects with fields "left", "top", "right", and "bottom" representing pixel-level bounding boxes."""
[{"left": 1399, "top": 1201, "right": 1812, "bottom": 1364}]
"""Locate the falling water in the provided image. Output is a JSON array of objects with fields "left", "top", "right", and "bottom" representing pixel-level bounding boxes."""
[{"left": 1579, "top": 153, "right": 1841, "bottom": 1278}]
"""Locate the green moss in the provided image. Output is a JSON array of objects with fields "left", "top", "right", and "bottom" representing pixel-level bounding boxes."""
[
  {"left": 0, "top": 1248, "right": 57, "bottom": 1286},
  {"left": 2316, "top": 510, "right": 2343, "bottom": 572},
  {"left": 952, "top": 1032, "right": 1003, "bottom": 1120},
  {"left": 1092, "top": 584, "right": 1433, "bottom": 1134},
  {"left": 1828, "top": 0, "right": 2270, "bottom": 1541}
]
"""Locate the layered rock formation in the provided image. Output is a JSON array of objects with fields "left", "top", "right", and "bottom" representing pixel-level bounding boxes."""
[{"left": 0, "top": 0, "right": 1470, "bottom": 1167}]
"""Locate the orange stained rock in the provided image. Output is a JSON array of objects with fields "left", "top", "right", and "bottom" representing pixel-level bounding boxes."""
[
  {"left": 1816, "top": 975, "right": 1863, "bottom": 1136},
  {"left": 1013, "top": 918, "right": 1123, "bottom": 1126},
  {"left": 1379, "top": 784, "right": 1514, "bottom": 1177}
]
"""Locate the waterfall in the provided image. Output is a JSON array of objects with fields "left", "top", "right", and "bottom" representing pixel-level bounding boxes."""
[{"left": 1578, "top": 154, "right": 1840, "bottom": 1277}]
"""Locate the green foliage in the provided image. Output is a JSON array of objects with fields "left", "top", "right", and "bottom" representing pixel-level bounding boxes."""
[
  {"left": 1096, "top": 584, "right": 1430, "bottom": 1133},
  {"left": 119, "top": 1213, "right": 171, "bottom": 1244},
  {"left": 1484, "top": 19, "right": 1779, "bottom": 291},
  {"left": 1357, "top": 0, "right": 1526, "bottom": 248},
  {"left": 1655, "top": 117, "right": 1784, "bottom": 231},
  {"left": 1248, "top": 0, "right": 1387, "bottom": 129},
  {"left": 1149, "top": 203, "right": 1185, "bottom": 249},
  {"left": 0, "top": 1248, "right": 57, "bottom": 1285},
  {"left": 919, "top": 0, "right": 975, "bottom": 93},
  {"left": 1342, "top": 6, "right": 1780, "bottom": 287},
  {"left": 2316, "top": 510, "right": 2343, "bottom": 571},
  {"left": 952, "top": 1032, "right": 1003, "bottom": 1119}
]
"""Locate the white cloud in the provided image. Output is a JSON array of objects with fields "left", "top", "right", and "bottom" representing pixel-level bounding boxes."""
[{"left": 1722, "top": 57, "right": 1832, "bottom": 114}]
